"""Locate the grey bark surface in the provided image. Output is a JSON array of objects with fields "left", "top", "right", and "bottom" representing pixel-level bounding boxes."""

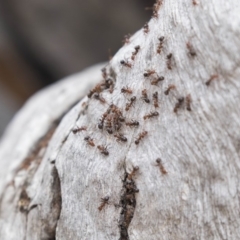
[{"left": 1, "top": 0, "right": 240, "bottom": 239}]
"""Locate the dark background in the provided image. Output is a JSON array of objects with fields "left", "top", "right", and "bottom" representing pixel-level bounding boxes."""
[{"left": 0, "top": 0, "right": 154, "bottom": 136}]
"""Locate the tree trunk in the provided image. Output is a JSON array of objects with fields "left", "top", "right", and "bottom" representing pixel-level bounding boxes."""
[{"left": 1, "top": 0, "right": 240, "bottom": 239}]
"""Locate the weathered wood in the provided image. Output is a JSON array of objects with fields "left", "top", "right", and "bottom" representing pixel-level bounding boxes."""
[
  {"left": 1, "top": 0, "right": 240, "bottom": 239},
  {"left": 0, "top": 63, "right": 105, "bottom": 239}
]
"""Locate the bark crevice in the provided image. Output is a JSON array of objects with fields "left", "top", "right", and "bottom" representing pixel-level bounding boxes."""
[
  {"left": 42, "top": 165, "right": 62, "bottom": 240},
  {"left": 118, "top": 169, "right": 139, "bottom": 240}
]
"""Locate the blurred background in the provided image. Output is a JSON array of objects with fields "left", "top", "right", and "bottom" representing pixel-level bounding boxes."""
[{"left": 0, "top": 0, "right": 154, "bottom": 136}]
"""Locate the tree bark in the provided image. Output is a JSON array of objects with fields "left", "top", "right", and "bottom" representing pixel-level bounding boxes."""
[{"left": 1, "top": 0, "right": 240, "bottom": 239}]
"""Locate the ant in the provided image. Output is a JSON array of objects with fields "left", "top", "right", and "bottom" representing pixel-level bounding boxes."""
[
  {"left": 131, "top": 45, "right": 141, "bottom": 61},
  {"left": 154, "top": 0, "right": 163, "bottom": 12},
  {"left": 153, "top": 92, "right": 159, "bottom": 108},
  {"left": 157, "top": 36, "right": 164, "bottom": 54},
  {"left": 192, "top": 0, "right": 198, "bottom": 5},
  {"left": 112, "top": 106, "right": 125, "bottom": 122},
  {"left": 101, "top": 67, "right": 107, "bottom": 80},
  {"left": 124, "top": 208, "right": 135, "bottom": 226},
  {"left": 141, "top": 89, "right": 150, "bottom": 103},
  {"left": 93, "top": 93, "right": 106, "bottom": 104},
  {"left": 109, "top": 84, "right": 114, "bottom": 94},
  {"left": 98, "top": 111, "right": 109, "bottom": 130},
  {"left": 152, "top": 9, "right": 159, "bottom": 18},
  {"left": 125, "top": 120, "right": 139, "bottom": 127},
  {"left": 166, "top": 53, "right": 173, "bottom": 70},
  {"left": 135, "top": 131, "right": 148, "bottom": 145},
  {"left": 164, "top": 84, "right": 176, "bottom": 95},
  {"left": 82, "top": 101, "right": 87, "bottom": 107},
  {"left": 107, "top": 128, "right": 113, "bottom": 134},
  {"left": 143, "top": 23, "right": 149, "bottom": 34},
  {"left": 186, "top": 42, "right": 197, "bottom": 57},
  {"left": 114, "top": 133, "right": 127, "bottom": 143},
  {"left": 206, "top": 74, "right": 218, "bottom": 86},
  {"left": 105, "top": 116, "right": 113, "bottom": 134},
  {"left": 186, "top": 94, "right": 192, "bottom": 111},
  {"left": 143, "top": 111, "right": 159, "bottom": 120},
  {"left": 120, "top": 60, "right": 132, "bottom": 68},
  {"left": 121, "top": 86, "right": 133, "bottom": 95},
  {"left": 146, "top": 0, "right": 162, "bottom": 13},
  {"left": 98, "top": 121, "right": 104, "bottom": 130},
  {"left": 151, "top": 76, "right": 164, "bottom": 86},
  {"left": 127, "top": 166, "right": 139, "bottom": 180},
  {"left": 152, "top": 0, "right": 162, "bottom": 18},
  {"left": 143, "top": 69, "right": 156, "bottom": 78},
  {"left": 111, "top": 104, "right": 120, "bottom": 114},
  {"left": 105, "top": 78, "right": 114, "bottom": 93},
  {"left": 113, "top": 118, "right": 122, "bottom": 132},
  {"left": 118, "top": 116, "right": 125, "bottom": 123},
  {"left": 144, "top": 1, "right": 162, "bottom": 20},
  {"left": 84, "top": 136, "right": 95, "bottom": 147},
  {"left": 122, "top": 34, "right": 131, "bottom": 45},
  {"left": 125, "top": 96, "right": 136, "bottom": 111},
  {"left": 72, "top": 126, "right": 87, "bottom": 134},
  {"left": 156, "top": 158, "right": 167, "bottom": 174},
  {"left": 88, "top": 83, "right": 103, "bottom": 98},
  {"left": 125, "top": 183, "right": 139, "bottom": 193},
  {"left": 18, "top": 189, "right": 30, "bottom": 213},
  {"left": 97, "top": 145, "right": 109, "bottom": 156},
  {"left": 98, "top": 196, "right": 109, "bottom": 211},
  {"left": 173, "top": 97, "right": 184, "bottom": 113},
  {"left": 135, "top": 45, "right": 140, "bottom": 51}
]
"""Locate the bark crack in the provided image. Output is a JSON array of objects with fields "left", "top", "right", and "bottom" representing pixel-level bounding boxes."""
[
  {"left": 42, "top": 165, "right": 62, "bottom": 240},
  {"left": 118, "top": 168, "right": 139, "bottom": 240}
]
